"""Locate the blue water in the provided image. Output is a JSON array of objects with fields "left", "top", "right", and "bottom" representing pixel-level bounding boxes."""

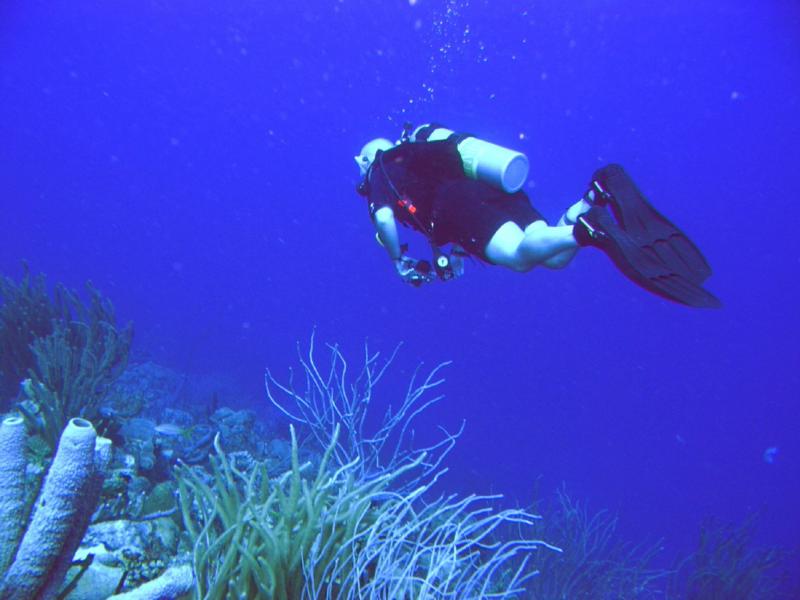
[{"left": 2, "top": 0, "right": 798, "bottom": 581}]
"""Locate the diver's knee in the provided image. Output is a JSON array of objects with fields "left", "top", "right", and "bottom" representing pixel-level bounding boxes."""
[
  {"left": 485, "top": 221, "right": 525, "bottom": 266},
  {"left": 523, "top": 219, "right": 548, "bottom": 235}
]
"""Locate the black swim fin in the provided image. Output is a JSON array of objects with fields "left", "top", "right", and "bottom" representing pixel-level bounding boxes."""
[
  {"left": 576, "top": 206, "right": 721, "bottom": 308},
  {"left": 589, "top": 164, "right": 713, "bottom": 285}
]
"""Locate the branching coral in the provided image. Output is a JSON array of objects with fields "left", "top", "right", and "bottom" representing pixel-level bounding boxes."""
[
  {"left": 178, "top": 338, "right": 555, "bottom": 599},
  {"left": 307, "top": 484, "right": 551, "bottom": 599},
  {"left": 177, "top": 424, "right": 411, "bottom": 599},
  {"left": 178, "top": 424, "right": 551, "bottom": 599},
  {"left": 265, "top": 333, "right": 463, "bottom": 492}
]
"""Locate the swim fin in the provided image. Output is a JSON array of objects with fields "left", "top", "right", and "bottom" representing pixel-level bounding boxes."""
[
  {"left": 576, "top": 206, "right": 721, "bottom": 308},
  {"left": 589, "top": 164, "right": 713, "bottom": 284}
]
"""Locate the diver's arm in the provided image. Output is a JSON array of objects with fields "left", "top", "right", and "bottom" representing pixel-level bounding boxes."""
[
  {"left": 373, "top": 206, "right": 428, "bottom": 284},
  {"left": 371, "top": 205, "right": 433, "bottom": 286},
  {"left": 372, "top": 206, "right": 403, "bottom": 262}
]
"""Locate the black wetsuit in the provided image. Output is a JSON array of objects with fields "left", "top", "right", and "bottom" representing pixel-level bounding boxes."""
[{"left": 359, "top": 139, "right": 544, "bottom": 261}]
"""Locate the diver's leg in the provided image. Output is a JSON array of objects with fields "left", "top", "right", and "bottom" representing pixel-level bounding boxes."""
[
  {"left": 533, "top": 224, "right": 578, "bottom": 269},
  {"left": 541, "top": 195, "right": 595, "bottom": 269},
  {"left": 485, "top": 220, "right": 578, "bottom": 272},
  {"left": 525, "top": 221, "right": 582, "bottom": 270}
]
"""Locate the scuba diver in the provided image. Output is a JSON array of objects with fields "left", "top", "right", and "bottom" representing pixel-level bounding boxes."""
[{"left": 355, "top": 123, "right": 720, "bottom": 308}]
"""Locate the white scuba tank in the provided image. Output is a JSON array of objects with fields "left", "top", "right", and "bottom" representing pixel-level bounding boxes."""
[{"left": 410, "top": 125, "right": 530, "bottom": 194}]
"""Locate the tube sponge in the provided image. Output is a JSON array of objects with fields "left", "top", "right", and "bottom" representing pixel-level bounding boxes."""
[
  {"left": 109, "top": 564, "right": 194, "bottom": 600},
  {"left": 38, "top": 435, "right": 114, "bottom": 600},
  {"left": 0, "top": 416, "right": 28, "bottom": 576},
  {"left": 0, "top": 417, "right": 104, "bottom": 600}
]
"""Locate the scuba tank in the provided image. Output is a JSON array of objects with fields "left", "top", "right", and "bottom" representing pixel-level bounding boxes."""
[{"left": 408, "top": 124, "right": 530, "bottom": 194}]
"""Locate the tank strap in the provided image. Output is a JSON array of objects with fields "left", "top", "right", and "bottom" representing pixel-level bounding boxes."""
[
  {"left": 450, "top": 133, "right": 473, "bottom": 145},
  {"left": 374, "top": 151, "right": 441, "bottom": 243},
  {"left": 413, "top": 123, "right": 445, "bottom": 142},
  {"left": 421, "top": 127, "right": 474, "bottom": 147}
]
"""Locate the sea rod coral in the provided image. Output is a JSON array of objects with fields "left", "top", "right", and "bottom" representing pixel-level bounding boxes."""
[{"left": 179, "top": 336, "right": 558, "bottom": 599}]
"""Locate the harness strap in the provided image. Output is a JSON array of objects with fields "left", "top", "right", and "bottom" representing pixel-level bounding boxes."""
[{"left": 375, "top": 151, "right": 434, "bottom": 237}]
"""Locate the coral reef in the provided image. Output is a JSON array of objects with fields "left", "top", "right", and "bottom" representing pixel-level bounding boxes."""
[
  {"left": 63, "top": 516, "right": 183, "bottom": 598},
  {"left": 4, "top": 276, "right": 791, "bottom": 600},
  {"left": 102, "top": 362, "right": 186, "bottom": 421},
  {"left": 99, "top": 362, "right": 271, "bottom": 476},
  {"left": 107, "top": 564, "right": 194, "bottom": 600}
]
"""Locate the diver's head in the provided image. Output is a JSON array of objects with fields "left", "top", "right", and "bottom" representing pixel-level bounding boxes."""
[{"left": 355, "top": 138, "right": 393, "bottom": 176}]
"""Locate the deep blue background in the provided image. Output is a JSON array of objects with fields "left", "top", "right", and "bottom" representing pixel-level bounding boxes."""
[{"left": 2, "top": 0, "right": 798, "bottom": 572}]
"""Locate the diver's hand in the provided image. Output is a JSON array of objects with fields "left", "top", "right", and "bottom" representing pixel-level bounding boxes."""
[
  {"left": 449, "top": 252, "right": 465, "bottom": 279},
  {"left": 395, "top": 256, "right": 433, "bottom": 287}
]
